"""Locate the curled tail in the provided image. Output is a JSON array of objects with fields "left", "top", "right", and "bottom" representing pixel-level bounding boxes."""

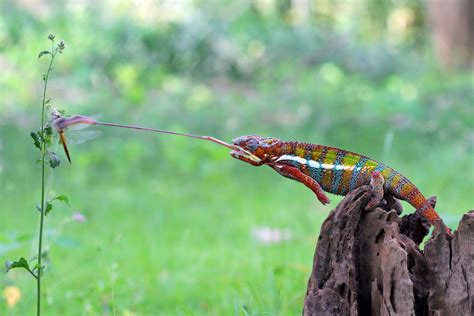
[
  {"left": 415, "top": 200, "right": 452, "bottom": 236},
  {"left": 404, "top": 187, "right": 440, "bottom": 222},
  {"left": 415, "top": 198, "right": 442, "bottom": 223},
  {"left": 390, "top": 176, "right": 451, "bottom": 235}
]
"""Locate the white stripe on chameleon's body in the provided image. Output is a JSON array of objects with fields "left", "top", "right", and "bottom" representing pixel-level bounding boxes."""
[
  {"left": 276, "top": 154, "right": 361, "bottom": 172},
  {"left": 277, "top": 154, "right": 306, "bottom": 165}
]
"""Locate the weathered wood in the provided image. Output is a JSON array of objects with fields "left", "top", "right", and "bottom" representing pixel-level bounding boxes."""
[{"left": 303, "top": 186, "right": 473, "bottom": 316}]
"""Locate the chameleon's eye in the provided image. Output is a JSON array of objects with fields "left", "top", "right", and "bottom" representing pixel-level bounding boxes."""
[{"left": 246, "top": 138, "right": 258, "bottom": 152}]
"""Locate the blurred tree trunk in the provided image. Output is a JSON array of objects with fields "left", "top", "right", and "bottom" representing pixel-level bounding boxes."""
[
  {"left": 303, "top": 186, "right": 473, "bottom": 315},
  {"left": 427, "top": 0, "right": 474, "bottom": 70}
]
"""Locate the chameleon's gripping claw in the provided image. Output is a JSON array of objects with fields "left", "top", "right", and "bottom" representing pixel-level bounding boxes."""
[{"left": 366, "top": 171, "right": 385, "bottom": 210}]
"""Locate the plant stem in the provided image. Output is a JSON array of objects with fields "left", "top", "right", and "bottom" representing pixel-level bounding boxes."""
[
  {"left": 28, "top": 267, "right": 38, "bottom": 280},
  {"left": 37, "top": 42, "right": 56, "bottom": 316}
]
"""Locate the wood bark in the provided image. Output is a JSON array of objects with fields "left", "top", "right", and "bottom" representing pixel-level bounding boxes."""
[{"left": 303, "top": 186, "right": 473, "bottom": 316}]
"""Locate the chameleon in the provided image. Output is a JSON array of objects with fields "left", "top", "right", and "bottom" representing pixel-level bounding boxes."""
[{"left": 230, "top": 135, "right": 451, "bottom": 235}]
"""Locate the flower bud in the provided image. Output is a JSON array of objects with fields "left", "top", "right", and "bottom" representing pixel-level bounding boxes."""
[{"left": 58, "top": 40, "right": 66, "bottom": 52}]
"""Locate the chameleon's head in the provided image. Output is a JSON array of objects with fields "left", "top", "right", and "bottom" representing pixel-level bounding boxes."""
[{"left": 230, "top": 135, "right": 282, "bottom": 164}]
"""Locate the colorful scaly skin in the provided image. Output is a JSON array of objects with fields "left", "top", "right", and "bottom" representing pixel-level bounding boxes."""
[{"left": 230, "top": 135, "right": 451, "bottom": 235}]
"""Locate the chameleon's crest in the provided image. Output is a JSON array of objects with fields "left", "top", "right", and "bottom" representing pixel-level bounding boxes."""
[
  {"left": 232, "top": 135, "right": 281, "bottom": 149},
  {"left": 260, "top": 137, "right": 281, "bottom": 147}
]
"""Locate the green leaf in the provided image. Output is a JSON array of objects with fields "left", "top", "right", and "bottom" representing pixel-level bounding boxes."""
[
  {"left": 49, "top": 194, "right": 70, "bottom": 206},
  {"left": 47, "top": 151, "right": 60, "bottom": 168},
  {"left": 30, "top": 131, "right": 41, "bottom": 149},
  {"left": 37, "top": 203, "right": 50, "bottom": 214},
  {"left": 5, "top": 257, "right": 29, "bottom": 273},
  {"left": 44, "top": 195, "right": 70, "bottom": 216},
  {"left": 38, "top": 50, "right": 51, "bottom": 59},
  {"left": 44, "top": 202, "right": 53, "bottom": 216},
  {"left": 54, "top": 195, "right": 70, "bottom": 206},
  {"left": 43, "top": 126, "right": 53, "bottom": 145}
]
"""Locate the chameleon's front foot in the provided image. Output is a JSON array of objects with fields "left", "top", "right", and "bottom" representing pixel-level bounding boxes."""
[
  {"left": 365, "top": 171, "right": 385, "bottom": 210},
  {"left": 271, "top": 164, "right": 330, "bottom": 205}
]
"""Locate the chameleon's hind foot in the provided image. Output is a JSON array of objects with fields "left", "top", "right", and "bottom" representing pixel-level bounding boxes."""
[{"left": 365, "top": 171, "right": 385, "bottom": 210}]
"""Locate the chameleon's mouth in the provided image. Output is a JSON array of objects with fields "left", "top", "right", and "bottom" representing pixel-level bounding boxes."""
[{"left": 230, "top": 148, "right": 262, "bottom": 162}]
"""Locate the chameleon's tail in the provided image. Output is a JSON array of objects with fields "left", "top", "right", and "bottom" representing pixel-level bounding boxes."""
[
  {"left": 403, "top": 184, "right": 452, "bottom": 235},
  {"left": 422, "top": 205, "right": 452, "bottom": 236},
  {"left": 417, "top": 203, "right": 442, "bottom": 223}
]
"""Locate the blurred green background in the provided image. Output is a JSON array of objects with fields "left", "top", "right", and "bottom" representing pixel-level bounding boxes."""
[{"left": 0, "top": 0, "right": 473, "bottom": 314}]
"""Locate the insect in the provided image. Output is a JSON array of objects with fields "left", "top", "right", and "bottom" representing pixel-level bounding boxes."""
[
  {"left": 230, "top": 135, "right": 451, "bottom": 235},
  {"left": 49, "top": 111, "right": 102, "bottom": 163}
]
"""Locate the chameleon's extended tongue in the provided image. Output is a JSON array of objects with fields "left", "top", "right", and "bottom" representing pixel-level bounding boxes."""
[
  {"left": 95, "top": 121, "right": 261, "bottom": 160},
  {"left": 53, "top": 115, "right": 261, "bottom": 162}
]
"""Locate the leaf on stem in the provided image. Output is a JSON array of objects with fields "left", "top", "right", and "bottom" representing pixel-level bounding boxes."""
[
  {"left": 38, "top": 51, "right": 51, "bottom": 59},
  {"left": 30, "top": 131, "right": 41, "bottom": 149},
  {"left": 36, "top": 203, "right": 52, "bottom": 215},
  {"left": 43, "top": 126, "right": 54, "bottom": 145},
  {"left": 44, "top": 202, "right": 53, "bottom": 216},
  {"left": 53, "top": 194, "right": 70, "bottom": 206},
  {"left": 48, "top": 195, "right": 70, "bottom": 207},
  {"left": 5, "top": 257, "right": 30, "bottom": 273},
  {"left": 44, "top": 194, "right": 70, "bottom": 216}
]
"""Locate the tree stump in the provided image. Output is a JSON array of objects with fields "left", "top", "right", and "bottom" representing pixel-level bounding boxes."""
[{"left": 303, "top": 186, "right": 473, "bottom": 316}]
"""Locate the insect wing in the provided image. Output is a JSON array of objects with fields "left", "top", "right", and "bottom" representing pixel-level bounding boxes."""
[
  {"left": 65, "top": 121, "right": 96, "bottom": 131},
  {"left": 65, "top": 129, "right": 102, "bottom": 145}
]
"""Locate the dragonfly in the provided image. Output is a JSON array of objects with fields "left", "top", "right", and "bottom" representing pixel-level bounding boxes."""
[
  {"left": 50, "top": 112, "right": 260, "bottom": 164},
  {"left": 50, "top": 111, "right": 102, "bottom": 163}
]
